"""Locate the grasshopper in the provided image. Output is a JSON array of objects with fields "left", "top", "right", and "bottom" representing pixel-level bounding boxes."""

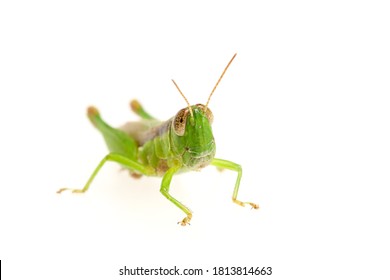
[{"left": 58, "top": 53, "right": 258, "bottom": 226}]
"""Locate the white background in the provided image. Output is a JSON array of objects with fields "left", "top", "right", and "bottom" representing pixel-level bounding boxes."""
[{"left": 0, "top": 1, "right": 389, "bottom": 279}]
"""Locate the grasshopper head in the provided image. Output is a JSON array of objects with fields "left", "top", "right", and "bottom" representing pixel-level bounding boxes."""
[
  {"left": 172, "top": 104, "right": 213, "bottom": 136},
  {"left": 169, "top": 53, "right": 237, "bottom": 169},
  {"left": 171, "top": 104, "right": 216, "bottom": 169}
]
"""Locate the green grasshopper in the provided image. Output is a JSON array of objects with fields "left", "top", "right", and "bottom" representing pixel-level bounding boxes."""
[{"left": 58, "top": 53, "right": 258, "bottom": 226}]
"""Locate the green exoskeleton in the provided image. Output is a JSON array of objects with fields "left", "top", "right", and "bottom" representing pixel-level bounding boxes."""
[{"left": 58, "top": 53, "right": 258, "bottom": 226}]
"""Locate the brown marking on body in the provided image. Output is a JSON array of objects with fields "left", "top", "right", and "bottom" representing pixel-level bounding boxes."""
[
  {"left": 157, "top": 160, "right": 169, "bottom": 175},
  {"left": 130, "top": 172, "right": 143, "bottom": 179}
]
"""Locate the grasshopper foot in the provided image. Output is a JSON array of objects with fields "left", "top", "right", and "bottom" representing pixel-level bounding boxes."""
[
  {"left": 233, "top": 199, "right": 259, "bottom": 209},
  {"left": 177, "top": 214, "right": 192, "bottom": 226},
  {"left": 56, "top": 188, "right": 86, "bottom": 194},
  {"left": 248, "top": 202, "right": 259, "bottom": 209}
]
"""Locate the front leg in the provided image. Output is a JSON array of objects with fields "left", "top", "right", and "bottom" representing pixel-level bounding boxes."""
[
  {"left": 211, "top": 158, "right": 259, "bottom": 209},
  {"left": 57, "top": 153, "right": 154, "bottom": 194},
  {"left": 160, "top": 166, "right": 192, "bottom": 226}
]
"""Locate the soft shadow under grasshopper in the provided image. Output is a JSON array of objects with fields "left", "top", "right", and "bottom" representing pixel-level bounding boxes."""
[{"left": 58, "top": 53, "right": 259, "bottom": 226}]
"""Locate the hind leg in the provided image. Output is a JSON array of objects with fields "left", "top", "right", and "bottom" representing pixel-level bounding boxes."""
[{"left": 130, "top": 100, "right": 156, "bottom": 120}]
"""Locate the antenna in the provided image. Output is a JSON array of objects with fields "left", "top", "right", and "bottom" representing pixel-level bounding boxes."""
[
  {"left": 205, "top": 53, "right": 237, "bottom": 111},
  {"left": 171, "top": 79, "right": 194, "bottom": 118}
]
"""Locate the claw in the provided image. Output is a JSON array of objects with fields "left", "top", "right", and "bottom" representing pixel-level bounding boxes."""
[
  {"left": 56, "top": 188, "right": 67, "bottom": 194},
  {"left": 249, "top": 203, "right": 259, "bottom": 209}
]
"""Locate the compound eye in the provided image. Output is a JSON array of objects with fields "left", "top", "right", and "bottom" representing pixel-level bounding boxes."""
[
  {"left": 196, "top": 104, "right": 214, "bottom": 124},
  {"left": 173, "top": 108, "right": 189, "bottom": 136}
]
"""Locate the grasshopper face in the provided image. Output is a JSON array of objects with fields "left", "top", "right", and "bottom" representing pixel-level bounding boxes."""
[{"left": 171, "top": 104, "right": 216, "bottom": 169}]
